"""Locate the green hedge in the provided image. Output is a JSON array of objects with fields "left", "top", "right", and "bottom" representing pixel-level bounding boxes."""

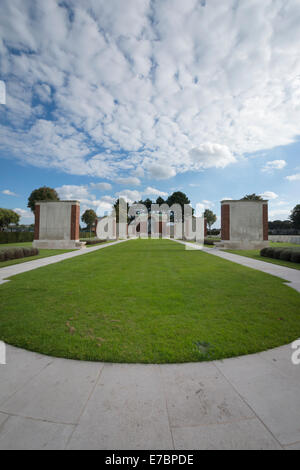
[
  {"left": 0, "top": 247, "right": 39, "bottom": 262},
  {"left": 260, "top": 247, "right": 300, "bottom": 264},
  {"left": 0, "top": 232, "right": 34, "bottom": 244},
  {"left": 81, "top": 239, "right": 107, "bottom": 246},
  {"left": 204, "top": 239, "right": 215, "bottom": 246},
  {"left": 80, "top": 232, "right": 96, "bottom": 239}
]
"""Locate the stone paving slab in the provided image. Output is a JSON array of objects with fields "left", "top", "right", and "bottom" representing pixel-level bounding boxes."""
[
  {"left": 67, "top": 364, "right": 173, "bottom": 450},
  {"left": 0, "top": 346, "right": 53, "bottom": 406},
  {"left": 0, "top": 414, "right": 74, "bottom": 450},
  {"left": 1, "top": 357, "right": 103, "bottom": 424},
  {"left": 172, "top": 418, "right": 282, "bottom": 450},
  {"left": 215, "top": 354, "right": 300, "bottom": 446},
  {"left": 159, "top": 362, "right": 254, "bottom": 428}
]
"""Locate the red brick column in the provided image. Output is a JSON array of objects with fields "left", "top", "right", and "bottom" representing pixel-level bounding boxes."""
[
  {"left": 263, "top": 204, "right": 269, "bottom": 241},
  {"left": 204, "top": 218, "right": 208, "bottom": 238},
  {"left": 70, "top": 204, "right": 80, "bottom": 241},
  {"left": 34, "top": 205, "right": 40, "bottom": 240},
  {"left": 221, "top": 204, "right": 230, "bottom": 241}
]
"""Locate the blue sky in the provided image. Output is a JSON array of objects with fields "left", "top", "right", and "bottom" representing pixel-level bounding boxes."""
[{"left": 0, "top": 0, "right": 300, "bottom": 226}]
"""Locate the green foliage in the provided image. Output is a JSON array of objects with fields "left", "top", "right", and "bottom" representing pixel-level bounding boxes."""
[
  {"left": 291, "top": 251, "right": 300, "bottom": 263},
  {"left": 83, "top": 239, "right": 107, "bottom": 246},
  {"left": 156, "top": 196, "right": 166, "bottom": 205},
  {"left": 0, "top": 231, "right": 34, "bottom": 244},
  {"left": 260, "top": 247, "right": 300, "bottom": 264},
  {"left": 28, "top": 186, "right": 60, "bottom": 212},
  {"left": 241, "top": 194, "right": 263, "bottom": 201},
  {"left": 81, "top": 209, "right": 97, "bottom": 228},
  {"left": 0, "top": 208, "right": 20, "bottom": 230},
  {"left": 204, "top": 209, "right": 217, "bottom": 230},
  {"left": 204, "top": 238, "right": 215, "bottom": 246},
  {"left": 0, "top": 246, "right": 39, "bottom": 262},
  {"left": 290, "top": 204, "right": 300, "bottom": 229}
]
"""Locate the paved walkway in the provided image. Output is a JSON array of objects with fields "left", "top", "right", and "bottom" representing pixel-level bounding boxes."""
[
  {"left": 0, "top": 239, "right": 128, "bottom": 285},
  {"left": 0, "top": 344, "right": 299, "bottom": 450},
  {"left": 173, "top": 240, "right": 300, "bottom": 293}
]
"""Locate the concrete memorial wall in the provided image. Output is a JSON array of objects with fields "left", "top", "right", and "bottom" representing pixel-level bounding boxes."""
[
  {"left": 221, "top": 200, "right": 269, "bottom": 250},
  {"left": 33, "top": 201, "right": 84, "bottom": 249}
]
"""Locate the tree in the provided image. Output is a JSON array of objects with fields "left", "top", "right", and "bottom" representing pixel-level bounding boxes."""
[
  {"left": 241, "top": 194, "right": 263, "bottom": 201},
  {"left": 204, "top": 209, "right": 217, "bottom": 231},
  {"left": 156, "top": 196, "right": 166, "bottom": 206},
  {"left": 28, "top": 186, "right": 60, "bottom": 212},
  {"left": 81, "top": 210, "right": 97, "bottom": 237},
  {"left": 290, "top": 205, "right": 300, "bottom": 229},
  {"left": 167, "top": 191, "right": 192, "bottom": 220},
  {"left": 0, "top": 208, "right": 20, "bottom": 231}
]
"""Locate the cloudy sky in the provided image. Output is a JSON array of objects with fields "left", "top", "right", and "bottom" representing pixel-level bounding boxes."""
[{"left": 0, "top": 0, "right": 300, "bottom": 226}]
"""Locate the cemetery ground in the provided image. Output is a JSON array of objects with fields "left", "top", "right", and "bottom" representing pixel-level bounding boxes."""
[{"left": 0, "top": 238, "right": 299, "bottom": 364}]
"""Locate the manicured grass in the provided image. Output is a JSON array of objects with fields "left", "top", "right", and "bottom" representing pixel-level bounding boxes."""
[
  {"left": 0, "top": 242, "right": 74, "bottom": 268},
  {"left": 226, "top": 244, "right": 300, "bottom": 271},
  {"left": 0, "top": 239, "right": 299, "bottom": 364}
]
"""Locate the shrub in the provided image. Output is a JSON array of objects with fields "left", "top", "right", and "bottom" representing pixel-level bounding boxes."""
[
  {"left": 0, "top": 246, "right": 39, "bottom": 262},
  {"left": 273, "top": 249, "right": 284, "bottom": 259},
  {"left": 204, "top": 239, "right": 215, "bottom": 246},
  {"left": 261, "top": 247, "right": 274, "bottom": 258},
  {"left": 0, "top": 232, "right": 34, "bottom": 244},
  {"left": 290, "top": 251, "right": 300, "bottom": 263},
  {"left": 279, "top": 250, "right": 293, "bottom": 261},
  {"left": 82, "top": 239, "right": 106, "bottom": 246}
]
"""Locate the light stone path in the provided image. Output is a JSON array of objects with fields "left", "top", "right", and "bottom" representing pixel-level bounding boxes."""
[
  {"left": 0, "top": 344, "right": 299, "bottom": 450},
  {"left": 0, "top": 239, "right": 128, "bottom": 285},
  {"left": 0, "top": 239, "right": 300, "bottom": 449}
]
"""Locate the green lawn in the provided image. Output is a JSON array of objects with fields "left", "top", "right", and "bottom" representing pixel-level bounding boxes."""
[
  {"left": 0, "top": 239, "right": 299, "bottom": 364},
  {"left": 0, "top": 242, "right": 74, "bottom": 268},
  {"left": 225, "top": 242, "right": 300, "bottom": 271}
]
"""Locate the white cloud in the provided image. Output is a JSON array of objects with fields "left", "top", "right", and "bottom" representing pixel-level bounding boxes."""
[
  {"left": 262, "top": 160, "right": 287, "bottom": 172},
  {"left": 14, "top": 208, "right": 32, "bottom": 220},
  {"left": 259, "top": 191, "right": 278, "bottom": 200},
  {"left": 56, "top": 185, "right": 91, "bottom": 201},
  {"left": 143, "top": 187, "right": 168, "bottom": 198},
  {"left": 202, "top": 200, "right": 215, "bottom": 208},
  {"left": 90, "top": 182, "right": 112, "bottom": 191},
  {"left": 189, "top": 144, "right": 236, "bottom": 169},
  {"left": 2, "top": 189, "right": 17, "bottom": 196},
  {"left": 286, "top": 173, "right": 300, "bottom": 181},
  {"left": 115, "top": 189, "right": 142, "bottom": 203},
  {"left": 269, "top": 209, "right": 291, "bottom": 219},
  {"left": 1, "top": 0, "right": 300, "bottom": 181},
  {"left": 145, "top": 162, "right": 176, "bottom": 180},
  {"left": 115, "top": 177, "right": 141, "bottom": 186}
]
